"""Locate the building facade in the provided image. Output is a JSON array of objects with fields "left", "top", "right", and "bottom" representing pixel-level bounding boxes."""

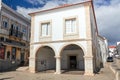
[
  {"left": 0, "top": 1, "right": 30, "bottom": 71},
  {"left": 98, "top": 35, "right": 108, "bottom": 66},
  {"left": 29, "top": 1, "right": 101, "bottom": 75},
  {"left": 109, "top": 46, "right": 116, "bottom": 57}
]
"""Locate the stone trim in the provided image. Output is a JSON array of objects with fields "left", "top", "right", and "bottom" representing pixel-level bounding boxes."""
[
  {"left": 30, "top": 16, "right": 35, "bottom": 43},
  {"left": 63, "top": 16, "right": 79, "bottom": 40},
  {"left": 84, "top": 2, "right": 92, "bottom": 39},
  {"left": 58, "top": 42, "right": 86, "bottom": 57},
  {"left": 31, "top": 38, "right": 92, "bottom": 45},
  {"left": 39, "top": 20, "right": 52, "bottom": 42},
  {"left": 34, "top": 44, "right": 56, "bottom": 58}
]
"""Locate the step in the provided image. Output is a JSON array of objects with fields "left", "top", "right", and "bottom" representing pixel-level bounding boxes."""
[{"left": 16, "top": 66, "right": 29, "bottom": 71}]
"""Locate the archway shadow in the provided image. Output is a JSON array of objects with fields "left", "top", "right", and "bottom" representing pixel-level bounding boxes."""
[{"left": 62, "top": 69, "right": 84, "bottom": 75}]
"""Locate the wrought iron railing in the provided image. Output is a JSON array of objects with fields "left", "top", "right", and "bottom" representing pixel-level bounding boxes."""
[{"left": 9, "top": 29, "right": 23, "bottom": 39}]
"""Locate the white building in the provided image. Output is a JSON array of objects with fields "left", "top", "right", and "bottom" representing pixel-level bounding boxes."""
[
  {"left": 0, "top": 0, "right": 30, "bottom": 71},
  {"left": 109, "top": 46, "right": 116, "bottom": 57},
  {"left": 29, "top": 0, "right": 101, "bottom": 75},
  {"left": 98, "top": 35, "right": 108, "bottom": 66}
]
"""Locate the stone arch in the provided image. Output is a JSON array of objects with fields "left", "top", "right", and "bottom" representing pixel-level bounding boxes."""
[
  {"left": 59, "top": 43, "right": 86, "bottom": 56},
  {"left": 35, "top": 45, "right": 57, "bottom": 57},
  {"left": 35, "top": 45, "right": 56, "bottom": 72},
  {"left": 59, "top": 43, "right": 85, "bottom": 72}
]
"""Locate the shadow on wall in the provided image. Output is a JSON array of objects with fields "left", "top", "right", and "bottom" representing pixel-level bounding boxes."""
[{"left": 0, "top": 60, "right": 20, "bottom": 72}]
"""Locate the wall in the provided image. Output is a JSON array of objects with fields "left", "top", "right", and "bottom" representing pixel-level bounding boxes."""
[
  {"left": 0, "top": 59, "right": 20, "bottom": 72},
  {"left": 33, "top": 5, "right": 87, "bottom": 42}
]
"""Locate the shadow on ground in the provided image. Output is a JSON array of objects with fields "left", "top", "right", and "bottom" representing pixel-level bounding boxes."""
[{"left": 0, "top": 77, "right": 13, "bottom": 80}]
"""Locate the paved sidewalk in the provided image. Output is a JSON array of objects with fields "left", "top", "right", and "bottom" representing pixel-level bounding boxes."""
[{"left": 0, "top": 65, "right": 115, "bottom": 80}]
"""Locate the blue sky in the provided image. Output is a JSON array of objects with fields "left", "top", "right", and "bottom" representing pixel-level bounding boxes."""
[
  {"left": 2, "top": 0, "right": 43, "bottom": 9},
  {"left": 3, "top": 0, "right": 111, "bottom": 10},
  {"left": 2, "top": 0, "right": 120, "bottom": 45}
]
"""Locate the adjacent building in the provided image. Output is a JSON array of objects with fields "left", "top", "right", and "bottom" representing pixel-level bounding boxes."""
[
  {"left": 0, "top": 1, "right": 30, "bottom": 71},
  {"left": 98, "top": 35, "right": 108, "bottom": 66},
  {"left": 116, "top": 42, "right": 120, "bottom": 56},
  {"left": 109, "top": 46, "right": 116, "bottom": 57},
  {"left": 29, "top": 0, "right": 102, "bottom": 75}
]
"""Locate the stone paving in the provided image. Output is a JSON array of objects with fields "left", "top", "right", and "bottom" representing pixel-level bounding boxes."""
[{"left": 0, "top": 64, "right": 115, "bottom": 80}]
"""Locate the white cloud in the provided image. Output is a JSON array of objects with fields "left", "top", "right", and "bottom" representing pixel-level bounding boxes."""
[
  {"left": 25, "top": 0, "right": 85, "bottom": 5},
  {"left": 95, "top": 0, "right": 120, "bottom": 45},
  {"left": 16, "top": 6, "right": 41, "bottom": 19}
]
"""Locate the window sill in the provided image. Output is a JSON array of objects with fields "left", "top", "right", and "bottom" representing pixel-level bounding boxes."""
[
  {"left": 64, "top": 33, "right": 78, "bottom": 36},
  {"left": 40, "top": 36, "right": 51, "bottom": 38}
]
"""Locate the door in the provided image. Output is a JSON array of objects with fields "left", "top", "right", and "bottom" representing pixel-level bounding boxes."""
[
  {"left": 69, "top": 56, "right": 77, "bottom": 69},
  {"left": 20, "top": 53, "right": 25, "bottom": 65}
]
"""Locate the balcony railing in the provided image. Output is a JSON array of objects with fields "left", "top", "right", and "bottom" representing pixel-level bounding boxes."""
[{"left": 9, "top": 29, "right": 23, "bottom": 39}]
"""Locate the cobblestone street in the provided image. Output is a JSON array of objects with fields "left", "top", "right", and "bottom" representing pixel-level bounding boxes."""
[{"left": 0, "top": 64, "right": 115, "bottom": 80}]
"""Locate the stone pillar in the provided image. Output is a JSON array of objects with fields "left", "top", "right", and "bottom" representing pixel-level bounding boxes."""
[
  {"left": 84, "top": 56, "right": 94, "bottom": 76},
  {"left": 55, "top": 56, "right": 61, "bottom": 74},
  {"left": 29, "top": 57, "right": 36, "bottom": 73}
]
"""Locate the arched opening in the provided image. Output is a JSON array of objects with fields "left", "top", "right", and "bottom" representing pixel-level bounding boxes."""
[
  {"left": 60, "top": 44, "right": 85, "bottom": 74},
  {"left": 36, "top": 46, "right": 56, "bottom": 72}
]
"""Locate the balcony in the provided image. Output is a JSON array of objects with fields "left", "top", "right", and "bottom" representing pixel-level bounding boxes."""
[{"left": 9, "top": 29, "right": 23, "bottom": 39}]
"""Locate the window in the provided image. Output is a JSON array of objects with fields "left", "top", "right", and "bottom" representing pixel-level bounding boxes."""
[
  {"left": 12, "top": 47, "right": 16, "bottom": 60},
  {"left": 3, "top": 21, "right": 8, "bottom": 28},
  {"left": 2, "top": 17, "right": 9, "bottom": 29},
  {"left": 22, "top": 26, "right": 27, "bottom": 36},
  {"left": 65, "top": 18, "right": 76, "bottom": 34},
  {"left": 41, "top": 22, "right": 51, "bottom": 36},
  {"left": 7, "top": 51, "right": 10, "bottom": 59}
]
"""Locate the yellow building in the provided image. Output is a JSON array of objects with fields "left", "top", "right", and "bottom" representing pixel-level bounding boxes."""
[{"left": 0, "top": 1, "right": 30, "bottom": 70}]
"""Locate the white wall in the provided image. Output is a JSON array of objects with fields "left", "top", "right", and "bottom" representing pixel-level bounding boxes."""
[{"left": 33, "top": 5, "right": 87, "bottom": 42}]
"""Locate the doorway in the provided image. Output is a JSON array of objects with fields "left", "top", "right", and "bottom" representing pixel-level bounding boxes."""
[{"left": 69, "top": 56, "right": 77, "bottom": 69}]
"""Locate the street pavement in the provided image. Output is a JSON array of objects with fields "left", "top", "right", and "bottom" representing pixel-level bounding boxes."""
[{"left": 0, "top": 64, "right": 115, "bottom": 80}]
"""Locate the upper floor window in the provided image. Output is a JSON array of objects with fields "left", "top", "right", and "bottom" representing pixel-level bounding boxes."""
[
  {"left": 3, "top": 21, "right": 8, "bottom": 28},
  {"left": 11, "top": 23, "right": 16, "bottom": 30},
  {"left": 2, "top": 16, "right": 9, "bottom": 29},
  {"left": 22, "top": 26, "right": 27, "bottom": 36},
  {"left": 41, "top": 22, "right": 51, "bottom": 37},
  {"left": 65, "top": 18, "right": 76, "bottom": 34},
  {"left": 16, "top": 24, "right": 21, "bottom": 31}
]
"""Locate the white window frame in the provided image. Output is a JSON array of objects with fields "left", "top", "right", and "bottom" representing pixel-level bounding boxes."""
[
  {"left": 65, "top": 18, "right": 77, "bottom": 34},
  {"left": 41, "top": 22, "right": 51, "bottom": 37}
]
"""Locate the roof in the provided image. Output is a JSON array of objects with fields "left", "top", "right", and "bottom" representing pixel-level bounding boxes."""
[
  {"left": 98, "top": 35, "right": 106, "bottom": 40},
  {"left": 29, "top": 0, "right": 92, "bottom": 15},
  {"left": 109, "top": 46, "right": 116, "bottom": 48}
]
